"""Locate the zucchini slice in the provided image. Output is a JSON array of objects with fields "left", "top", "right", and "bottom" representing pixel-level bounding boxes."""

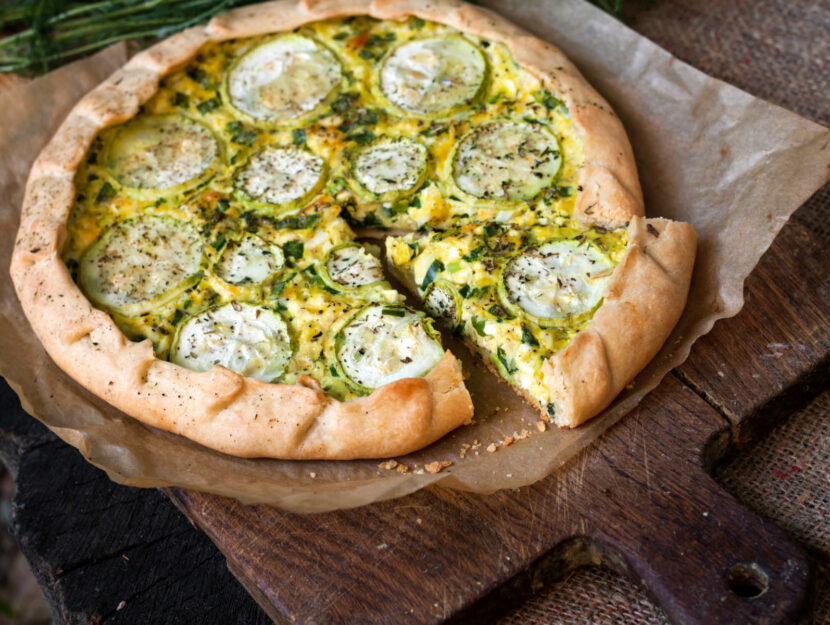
[
  {"left": 451, "top": 121, "right": 561, "bottom": 202},
  {"left": 170, "top": 302, "right": 291, "bottom": 382},
  {"left": 224, "top": 33, "right": 342, "bottom": 123},
  {"left": 498, "top": 239, "right": 613, "bottom": 328},
  {"left": 335, "top": 305, "right": 443, "bottom": 390},
  {"left": 103, "top": 115, "right": 219, "bottom": 193},
  {"left": 234, "top": 146, "right": 325, "bottom": 210},
  {"left": 79, "top": 214, "right": 203, "bottom": 316},
  {"left": 423, "top": 279, "right": 462, "bottom": 326},
  {"left": 321, "top": 243, "right": 384, "bottom": 289},
  {"left": 350, "top": 137, "right": 428, "bottom": 202},
  {"left": 378, "top": 36, "right": 487, "bottom": 117},
  {"left": 213, "top": 233, "right": 284, "bottom": 285}
]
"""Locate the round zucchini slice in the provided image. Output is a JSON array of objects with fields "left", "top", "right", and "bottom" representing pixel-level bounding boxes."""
[
  {"left": 103, "top": 115, "right": 219, "bottom": 194},
  {"left": 213, "top": 233, "right": 284, "bottom": 285},
  {"left": 451, "top": 121, "right": 561, "bottom": 202},
  {"left": 234, "top": 146, "right": 326, "bottom": 210},
  {"left": 79, "top": 214, "right": 203, "bottom": 316},
  {"left": 350, "top": 137, "right": 428, "bottom": 202},
  {"left": 423, "top": 279, "right": 462, "bottom": 326},
  {"left": 321, "top": 243, "right": 384, "bottom": 290},
  {"left": 378, "top": 36, "right": 487, "bottom": 117},
  {"left": 498, "top": 239, "right": 614, "bottom": 328},
  {"left": 170, "top": 302, "right": 291, "bottom": 382},
  {"left": 224, "top": 33, "right": 342, "bottom": 123},
  {"left": 335, "top": 305, "right": 444, "bottom": 391}
]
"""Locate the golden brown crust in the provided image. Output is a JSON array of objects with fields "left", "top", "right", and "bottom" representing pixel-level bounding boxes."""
[
  {"left": 10, "top": 0, "right": 681, "bottom": 458},
  {"left": 542, "top": 217, "right": 697, "bottom": 427}
]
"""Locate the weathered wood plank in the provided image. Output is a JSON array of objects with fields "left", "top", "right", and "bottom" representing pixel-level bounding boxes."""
[
  {"left": 0, "top": 380, "right": 271, "bottom": 625},
  {"left": 169, "top": 375, "right": 809, "bottom": 625},
  {"left": 677, "top": 217, "right": 830, "bottom": 444}
]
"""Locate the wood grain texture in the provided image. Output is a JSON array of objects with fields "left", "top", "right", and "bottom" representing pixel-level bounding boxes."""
[
  {"left": 168, "top": 375, "right": 810, "bottom": 625},
  {"left": 677, "top": 218, "right": 830, "bottom": 445}
]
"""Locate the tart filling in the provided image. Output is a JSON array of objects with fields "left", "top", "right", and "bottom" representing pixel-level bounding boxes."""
[{"left": 213, "top": 233, "right": 285, "bottom": 286}]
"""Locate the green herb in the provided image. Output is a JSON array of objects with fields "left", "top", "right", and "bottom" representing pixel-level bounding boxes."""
[
  {"left": 413, "top": 17, "right": 425, "bottom": 29},
  {"left": 226, "top": 121, "right": 257, "bottom": 146},
  {"left": 488, "top": 304, "right": 510, "bottom": 319},
  {"left": 291, "top": 128, "right": 306, "bottom": 146},
  {"left": 171, "top": 309, "right": 185, "bottom": 325},
  {"left": 521, "top": 322, "right": 539, "bottom": 346},
  {"left": 496, "top": 347, "right": 518, "bottom": 374},
  {"left": 283, "top": 240, "right": 304, "bottom": 259},
  {"left": 346, "top": 129, "right": 376, "bottom": 145},
  {"left": 96, "top": 182, "right": 116, "bottom": 203},
  {"left": 381, "top": 307, "right": 407, "bottom": 317},
  {"left": 196, "top": 97, "right": 220, "bottom": 115},
  {"left": 420, "top": 259, "right": 445, "bottom": 291},
  {"left": 360, "top": 211, "right": 387, "bottom": 229},
  {"left": 547, "top": 402, "right": 556, "bottom": 417},
  {"left": 411, "top": 195, "right": 422, "bottom": 208},
  {"left": 329, "top": 364, "right": 340, "bottom": 377},
  {"left": 331, "top": 92, "right": 359, "bottom": 114},
  {"left": 462, "top": 246, "right": 484, "bottom": 262},
  {"left": 216, "top": 198, "right": 230, "bottom": 212},
  {"left": 446, "top": 261, "right": 461, "bottom": 273},
  {"left": 458, "top": 285, "right": 485, "bottom": 299},
  {"left": 269, "top": 213, "right": 321, "bottom": 230},
  {"left": 471, "top": 315, "right": 487, "bottom": 336},
  {"left": 332, "top": 31, "right": 349, "bottom": 40},
  {"left": 187, "top": 67, "right": 212, "bottom": 89},
  {"left": 210, "top": 232, "right": 226, "bottom": 250},
  {"left": 172, "top": 92, "right": 189, "bottom": 108}
]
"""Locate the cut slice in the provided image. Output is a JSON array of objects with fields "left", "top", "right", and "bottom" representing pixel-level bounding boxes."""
[
  {"left": 334, "top": 305, "right": 444, "bottom": 391},
  {"left": 451, "top": 121, "right": 561, "bottom": 202},
  {"left": 378, "top": 36, "right": 487, "bottom": 117},
  {"left": 170, "top": 302, "right": 292, "bottom": 382},
  {"left": 224, "top": 33, "right": 342, "bottom": 123},
  {"left": 79, "top": 214, "right": 203, "bottom": 316},
  {"left": 103, "top": 115, "right": 219, "bottom": 194}
]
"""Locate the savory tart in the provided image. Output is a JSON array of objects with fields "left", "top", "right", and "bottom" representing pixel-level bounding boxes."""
[{"left": 10, "top": 0, "right": 696, "bottom": 460}]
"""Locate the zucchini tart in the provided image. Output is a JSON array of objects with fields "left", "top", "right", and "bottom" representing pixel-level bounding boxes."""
[{"left": 11, "top": 0, "right": 696, "bottom": 460}]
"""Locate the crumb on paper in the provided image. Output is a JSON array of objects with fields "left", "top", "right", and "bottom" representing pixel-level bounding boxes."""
[
  {"left": 486, "top": 443, "right": 497, "bottom": 453},
  {"left": 116, "top": 601, "right": 126, "bottom": 611},
  {"left": 396, "top": 464, "right": 409, "bottom": 473},
  {"left": 502, "top": 436, "right": 514, "bottom": 447},
  {"left": 424, "top": 460, "right": 452, "bottom": 474},
  {"left": 536, "top": 420, "right": 546, "bottom": 432},
  {"left": 309, "top": 471, "right": 317, "bottom": 479},
  {"left": 378, "top": 460, "right": 398, "bottom": 470}
]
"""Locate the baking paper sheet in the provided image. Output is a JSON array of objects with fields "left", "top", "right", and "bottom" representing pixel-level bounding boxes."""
[{"left": 1, "top": 1, "right": 828, "bottom": 513}]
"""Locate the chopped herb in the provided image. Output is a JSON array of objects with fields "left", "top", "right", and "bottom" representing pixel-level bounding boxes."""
[
  {"left": 488, "top": 304, "right": 510, "bottom": 319},
  {"left": 333, "top": 31, "right": 349, "bottom": 40},
  {"left": 496, "top": 347, "right": 518, "bottom": 374},
  {"left": 471, "top": 316, "right": 487, "bottom": 336},
  {"left": 226, "top": 120, "right": 257, "bottom": 146},
  {"left": 538, "top": 89, "right": 565, "bottom": 112},
  {"left": 411, "top": 195, "right": 422, "bottom": 208},
  {"left": 361, "top": 211, "right": 387, "bottom": 229},
  {"left": 483, "top": 222, "right": 501, "bottom": 238},
  {"left": 196, "top": 97, "right": 220, "bottom": 114},
  {"left": 446, "top": 261, "right": 461, "bottom": 273},
  {"left": 269, "top": 213, "right": 321, "bottom": 230},
  {"left": 96, "top": 182, "right": 116, "bottom": 203},
  {"left": 171, "top": 309, "right": 185, "bottom": 325},
  {"left": 291, "top": 128, "right": 306, "bottom": 146},
  {"left": 462, "top": 246, "right": 484, "bottom": 262},
  {"left": 331, "top": 92, "right": 359, "bottom": 114},
  {"left": 381, "top": 307, "right": 407, "bottom": 317},
  {"left": 452, "top": 320, "right": 466, "bottom": 337},
  {"left": 172, "top": 92, "right": 189, "bottom": 108},
  {"left": 210, "top": 232, "right": 226, "bottom": 250},
  {"left": 187, "top": 67, "right": 211, "bottom": 89},
  {"left": 216, "top": 198, "right": 230, "bottom": 212},
  {"left": 283, "top": 240, "right": 304, "bottom": 259},
  {"left": 346, "top": 129, "right": 376, "bottom": 145},
  {"left": 547, "top": 402, "right": 556, "bottom": 417},
  {"left": 329, "top": 364, "right": 340, "bottom": 377},
  {"left": 420, "top": 259, "right": 445, "bottom": 290},
  {"left": 521, "top": 322, "right": 539, "bottom": 346},
  {"left": 413, "top": 17, "right": 425, "bottom": 29},
  {"left": 459, "top": 285, "right": 485, "bottom": 299}
]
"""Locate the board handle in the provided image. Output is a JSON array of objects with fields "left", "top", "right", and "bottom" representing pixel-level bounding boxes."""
[{"left": 588, "top": 431, "right": 811, "bottom": 625}]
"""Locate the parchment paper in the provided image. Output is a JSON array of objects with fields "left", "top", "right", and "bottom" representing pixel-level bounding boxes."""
[{"left": 1, "top": 1, "right": 828, "bottom": 513}]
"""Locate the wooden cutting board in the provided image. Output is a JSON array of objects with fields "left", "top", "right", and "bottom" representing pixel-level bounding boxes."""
[{"left": 166, "top": 218, "right": 828, "bottom": 625}]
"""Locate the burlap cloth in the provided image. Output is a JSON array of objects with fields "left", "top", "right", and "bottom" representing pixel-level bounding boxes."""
[{"left": 498, "top": 1, "right": 830, "bottom": 623}]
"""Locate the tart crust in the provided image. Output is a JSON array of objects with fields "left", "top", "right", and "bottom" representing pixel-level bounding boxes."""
[{"left": 10, "top": 0, "right": 693, "bottom": 458}]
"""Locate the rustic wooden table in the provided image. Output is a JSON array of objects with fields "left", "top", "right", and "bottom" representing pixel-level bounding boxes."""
[{"left": 1, "top": 1, "right": 828, "bottom": 623}]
